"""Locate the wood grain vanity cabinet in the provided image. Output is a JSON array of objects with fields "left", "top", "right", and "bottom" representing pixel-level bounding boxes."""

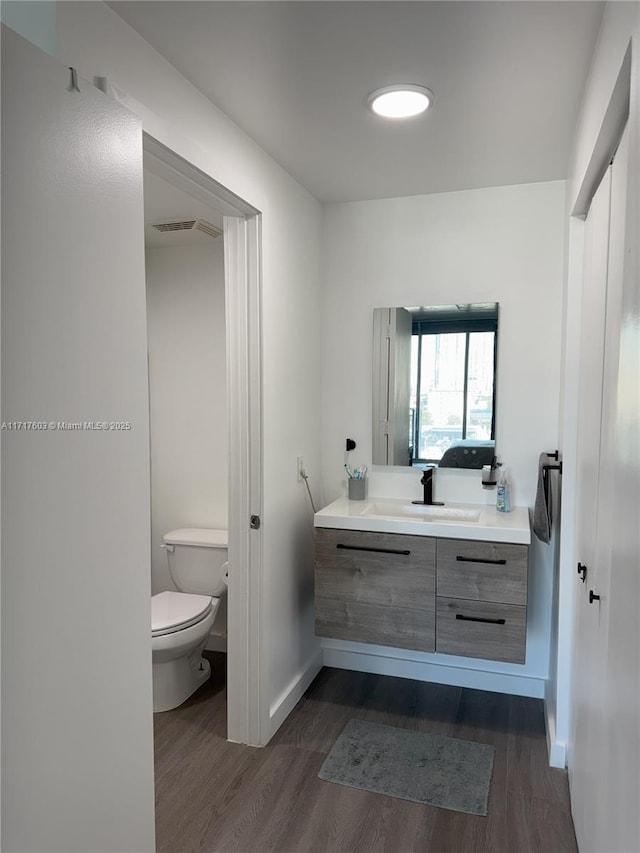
[
  {"left": 314, "top": 529, "right": 529, "bottom": 664},
  {"left": 314, "top": 528, "right": 436, "bottom": 652}
]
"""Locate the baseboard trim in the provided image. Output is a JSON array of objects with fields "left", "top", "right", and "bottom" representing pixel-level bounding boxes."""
[
  {"left": 548, "top": 739, "right": 567, "bottom": 769},
  {"left": 205, "top": 633, "right": 227, "bottom": 653},
  {"left": 544, "top": 696, "right": 567, "bottom": 768},
  {"left": 268, "top": 647, "right": 323, "bottom": 739},
  {"left": 322, "top": 644, "right": 546, "bottom": 699}
]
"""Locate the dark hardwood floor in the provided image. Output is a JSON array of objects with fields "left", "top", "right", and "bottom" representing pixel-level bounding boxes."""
[{"left": 154, "top": 652, "right": 577, "bottom": 853}]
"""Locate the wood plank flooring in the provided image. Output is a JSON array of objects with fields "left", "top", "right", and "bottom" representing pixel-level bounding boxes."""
[{"left": 154, "top": 653, "right": 577, "bottom": 853}]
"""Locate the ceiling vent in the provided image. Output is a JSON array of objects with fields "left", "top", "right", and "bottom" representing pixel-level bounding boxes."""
[{"left": 152, "top": 218, "right": 222, "bottom": 238}]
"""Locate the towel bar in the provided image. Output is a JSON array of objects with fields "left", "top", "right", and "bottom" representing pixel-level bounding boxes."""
[
  {"left": 543, "top": 449, "right": 563, "bottom": 474},
  {"left": 542, "top": 450, "right": 562, "bottom": 512},
  {"left": 534, "top": 451, "right": 563, "bottom": 543}
]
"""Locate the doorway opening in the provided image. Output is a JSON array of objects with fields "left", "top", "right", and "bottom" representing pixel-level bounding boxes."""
[{"left": 143, "top": 134, "right": 265, "bottom": 747}]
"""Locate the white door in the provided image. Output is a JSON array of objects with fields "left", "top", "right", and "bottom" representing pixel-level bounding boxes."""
[
  {"left": 599, "top": 121, "right": 640, "bottom": 853},
  {"left": 570, "top": 124, "right": 635, "bottom": 853},
  {"left": 389, "top": 307, "right": 413, "bottom": 465},
  {"left": 1, "top": 25, "right": 155, "bottom": 853},
  {"left": 590, "top": 121, "right": 638, "bottom": 853},
  {"left": 372, "top": 306, "right": 413, "bottom": 465},
  {"left": 569, "top": 164, "right": 612, "bottom": 847}
]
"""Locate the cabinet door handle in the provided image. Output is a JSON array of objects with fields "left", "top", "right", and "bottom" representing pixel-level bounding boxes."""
[
  {"left": 455, "top": 555, "right": 507, "bottom": 566},
  {"left": 455, "top": 614, "right": 506, "bottom": 625},
  {"left": 336, "top": 544, "right": 411, "bottom": 556}
]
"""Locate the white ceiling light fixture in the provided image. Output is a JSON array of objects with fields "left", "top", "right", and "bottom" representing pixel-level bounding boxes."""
[{"left": 368, "top": 84, "right": 433, "bottom": 119}]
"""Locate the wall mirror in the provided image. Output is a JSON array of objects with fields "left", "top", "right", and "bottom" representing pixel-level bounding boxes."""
[{"left": 372, "top": 303, "right": 498, "bottom": 469}]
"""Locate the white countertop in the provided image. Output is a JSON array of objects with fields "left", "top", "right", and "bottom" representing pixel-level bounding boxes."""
[{"left": 314, "top": 495, "right": 531, "bottom": 545}]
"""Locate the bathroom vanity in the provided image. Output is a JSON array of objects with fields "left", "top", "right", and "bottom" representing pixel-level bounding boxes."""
[{"left": 314, "top": 497, "right": 530, "bottom": 665}]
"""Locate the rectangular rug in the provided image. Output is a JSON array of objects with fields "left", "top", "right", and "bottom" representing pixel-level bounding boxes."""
[{"left": 318, "top": 719, "right": 495, "bottom": 816}]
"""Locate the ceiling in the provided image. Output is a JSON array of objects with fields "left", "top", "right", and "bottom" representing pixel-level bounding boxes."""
[{"left": 112, "top": 1, "right": 604, "bottom": 204}]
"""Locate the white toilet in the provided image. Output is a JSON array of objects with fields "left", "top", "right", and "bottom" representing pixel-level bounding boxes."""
[{"left": 151, "top": 527, "right": 228, "bottom": 712}]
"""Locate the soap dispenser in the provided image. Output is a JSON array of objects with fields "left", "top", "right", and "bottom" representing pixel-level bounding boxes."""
[{"left": 496, "top": 467, "right": 511, "bottom": 513}]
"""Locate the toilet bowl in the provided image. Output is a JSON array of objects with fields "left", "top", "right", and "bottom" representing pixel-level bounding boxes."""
[
  {"left": 151, "top": 528, "right": 228, "bottom": 712},
  {"left": 151, "top": 591, "right": 220, "bottom": 711}
]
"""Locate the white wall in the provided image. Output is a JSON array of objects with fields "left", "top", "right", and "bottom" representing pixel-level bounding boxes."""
[
  {"left": 2, "top": 25, "right": 155, "bottom": 852},
  {"left": 553, "top": 0, "right": 640, "bottom": 768},
  {"left": 145, "top": 243, "right": 227, "bottom": 595},
  {"left": 56, "top": 1, "right": 323, "bottom": 741},
  {"left": 321, "top": 181, "right": 565, "bottom": 505},
  {"left": 319, "top": 181, "right": 566, "bottom": 692}
]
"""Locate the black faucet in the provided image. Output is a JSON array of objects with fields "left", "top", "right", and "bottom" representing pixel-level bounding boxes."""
[{"left": 411, "top": 467, "right": 445, "bottom": 506}]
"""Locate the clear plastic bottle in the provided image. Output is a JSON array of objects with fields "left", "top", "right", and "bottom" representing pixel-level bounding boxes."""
[{"left": 496, "top": 467, "right": 511, "bottom": 513}]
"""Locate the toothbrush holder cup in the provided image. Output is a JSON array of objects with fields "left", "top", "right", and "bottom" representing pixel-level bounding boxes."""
[{"left": 348, "top": 478, "right": 367, "bottom": 501}]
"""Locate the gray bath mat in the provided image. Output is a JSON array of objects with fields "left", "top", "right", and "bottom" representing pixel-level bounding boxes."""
[{"left": 318, "top": 719, "right": 494, "bottom": 815}]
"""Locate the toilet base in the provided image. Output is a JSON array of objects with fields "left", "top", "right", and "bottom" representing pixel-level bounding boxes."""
[{"left": 153, "top": 646, "right": 211, "bottom": 712}]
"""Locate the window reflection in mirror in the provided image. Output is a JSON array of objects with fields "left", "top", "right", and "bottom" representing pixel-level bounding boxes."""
[{"left": 373, "top": 303, "right": 498, "bottom": 469}]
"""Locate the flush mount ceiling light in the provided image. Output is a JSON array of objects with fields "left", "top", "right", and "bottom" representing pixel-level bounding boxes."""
[{"left": 368, "top": 84, "right": 433, "bottom": 119}]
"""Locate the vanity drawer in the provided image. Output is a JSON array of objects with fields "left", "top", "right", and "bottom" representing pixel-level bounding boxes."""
[
  {"left": 436, "top": 538, "right": 528, "bottom": 605},
  {"left": 315, "top": 528, "right": 435, "bottom": 565},
  {"left": 436, "top": 597, "right": 526, "bottom": 664},
  {"left": 314, "top": 528, "right": 435, "bottom": 651},
  {"left": 315, "top": 528, "right": 435, "bottom": 609},
  {"left": 315, "top": 598, "right": 435, "bottom": 652}
]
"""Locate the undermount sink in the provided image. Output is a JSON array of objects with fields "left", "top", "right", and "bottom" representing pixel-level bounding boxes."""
[{"left": 362, "top": 502, "right": 481, "bottom": 523}]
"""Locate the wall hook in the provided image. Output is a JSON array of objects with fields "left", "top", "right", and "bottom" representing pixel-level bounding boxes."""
[{"left": 68, "top": 67, "right": 81, "bottom": 93}]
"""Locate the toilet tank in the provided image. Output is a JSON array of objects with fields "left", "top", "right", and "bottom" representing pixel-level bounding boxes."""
[{"left": 163, "top": 528, "right": 228, "bottom": 596}]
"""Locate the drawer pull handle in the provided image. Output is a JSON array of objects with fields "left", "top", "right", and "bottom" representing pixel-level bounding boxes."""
[
  {"left": 336, "top": 544, "right": 411, "bottom": 556},
  {"left": 455, "top": 614, "right": 506, "bottom": 625},
  {"left": 456, "top": 556, "right": 507, "bottom": 566}
]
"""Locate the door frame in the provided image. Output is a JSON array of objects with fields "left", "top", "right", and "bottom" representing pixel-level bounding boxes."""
[{"left": 143, "top": 135, "right": 266, "bottom": 746}]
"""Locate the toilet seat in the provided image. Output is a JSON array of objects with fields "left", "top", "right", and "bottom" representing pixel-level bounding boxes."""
[
  {"left": 152, "top": 591, "right": 214, "bottom": 637},
  {"left": 163, "top": 528, "right": 227, "bottom": 548}
]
